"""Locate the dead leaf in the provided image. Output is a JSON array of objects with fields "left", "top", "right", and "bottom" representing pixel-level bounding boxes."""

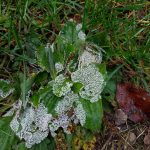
[
  {"left": 144, "top": 128, "right": 150, "bottom": 145},
  {"left": 116, "top": 83, "right": 150, "bottom": 123},
  {"left": 115, "top": 109, "right": 127, "bottom": 126},
  {"left": 128, "top": 132, "right": 136, "bottom": 143}
]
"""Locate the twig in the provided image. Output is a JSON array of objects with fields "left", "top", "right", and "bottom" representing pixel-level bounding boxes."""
[
  {"left": 101, "top": 135, "right": 112, "bottom": 150},
  {"left": 120, "top": 135, "right": 135, "bottom": 150},
  {"left": 136, "top": 127, "right": 147, "bottom": 140}
]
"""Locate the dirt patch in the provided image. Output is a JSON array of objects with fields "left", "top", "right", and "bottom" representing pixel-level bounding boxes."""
[{"left": 95, "top": 113, "right": 150, "bottom": 150}]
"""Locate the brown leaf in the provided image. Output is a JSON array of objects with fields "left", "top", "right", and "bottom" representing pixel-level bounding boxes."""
[{"left": 116, "top": 83, "right": 150, "bottom": 123}]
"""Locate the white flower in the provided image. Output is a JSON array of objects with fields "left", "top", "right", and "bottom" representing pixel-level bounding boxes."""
[
  {"left": 25, "top": 130, "right": 49, "bottom": 148},
  {"left": 76, "top": 23, "right": 86, "bottom": 41},
  {"left": 55, "top": 92, "right": 79, "bottom": 115},
  {"left": 49, "top": 114, "right": 70, "bottom": 137},
  {"left": 74, "top": 101, "right": 86, "bottom": 126},
  {"left": 78, "top": 31, "right": 86, "bottom": 41},
  {"left": 34, "top": 103, "right": 52, "bottom": 131},
  {"left": 79, "top": 47, "right": 102, "bottom": 67},
  {"left": 53, "top": 74, "right": 73, "bottom": 97},
  {"left": 71, "top": 64, "right": 105, "bottom": 102},
  {"left": 10, "top": 103, "right": 52, "bottom": 148},
  {"left": 55, "top": 62, "right": 64, "bottom": 73},
  {"left": 76, "top": 24, "right": 82, "bottom": 31},
  {"left": 10, "top": 116, "right": 20, "bottom": 133}
]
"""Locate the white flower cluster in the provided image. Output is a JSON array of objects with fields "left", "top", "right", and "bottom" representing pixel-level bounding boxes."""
[
  {"left": 10, "top": 103, "right": 52, "bottom": 148},
  {"left": 74, "top": 101, "right": 86, "bottom": 126},
  {"left": 9, "top": 100, "right": 86, "bottom": 148},
  {"left": 52, "top": 74, "right": 73, "bottom": 97},
  {"left": 54, "top": 91, "right": 86, "bottom": 129},
  {"left": 49, "top": 114, "right": 70, "bottom": 137},
  {"left": 79, "top": 47, "right": 102, "bottom": 68},
  {"left": 71, "top": 64, "right": 105, "bottom": 102},
  {"left": 7, "top": 22, "right": 106, "bottom": 149},
  {"left": 0, "top": 79, "right": 14, "bottom": 98},
  {"left": 55, "top": 92, "right": 79, "bottom": 115}
]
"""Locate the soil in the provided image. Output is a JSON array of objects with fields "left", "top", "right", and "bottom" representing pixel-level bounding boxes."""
[{"left": 94, "top": 113, "right": 150, "bottom": 150}]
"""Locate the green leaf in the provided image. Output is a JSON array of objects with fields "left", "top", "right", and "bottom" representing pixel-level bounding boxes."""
[
  {"left": 34, "top": 71, "right": 49, "bottom": 86},
  {"left": 80, "top": 99, "right": 103, "bottom": 132},
  {"left": 36, "top": 46, "right": 56, "bottom": 79},
  {"left": 53, "top": 37, "right": 65, "bottom": 63},
  {"left": 72, "top": 82, "right": 83, "bottom": 93},
  {"left": 36, "top": 46, "right": 49, "bottom": 71},
  {"left": 30, "top": 138, "right": 55, "bottom": 150},
  {"left": 106, "top": 64, "right": 124, "bottom": 81},
  {"left": 66, "top": 134, "right": 74, "bottom": 150},
  {"left": 56, "top": 21, "right": 85, "bottom": 60},
  {"left": 32, "top": 84, "right": 60, "bottom": 115},
  {"left": 19, "top": 74, "right": 35, "bottom": 108},
  {"left": 15, "top": 142, "right": 27, "bottom": 150},
  {"left": 102, "top": 100, "right": 113, "bottom": 113},
  {"left": 32, "top": 84, "right": 52, "bottom": 106},
  {"left": 60, "top": 21, "right": 78, "bottom": 44},
  {"left": 0, "top": 117, "right": 16, "bottom": 150},
  {"left": 102, "top": 80, "right": 116, "bottom": 102},
  {"left": 96, "top": 63, "right": 107, "bottom": 76}
]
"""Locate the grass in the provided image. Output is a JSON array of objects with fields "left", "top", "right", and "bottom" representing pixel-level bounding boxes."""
[
  {"left": 1, "top": 0, "right": 149, "bottom": 83},
  {"left": 0, "top": 0, "right": 150, "bottom": 149}
]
